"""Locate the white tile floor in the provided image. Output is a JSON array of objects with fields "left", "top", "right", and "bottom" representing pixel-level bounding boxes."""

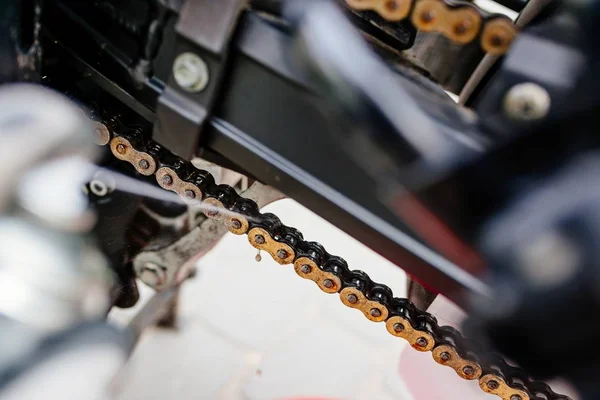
[{"left": 110, "top": 199, "right": 414, "bottom": 400}]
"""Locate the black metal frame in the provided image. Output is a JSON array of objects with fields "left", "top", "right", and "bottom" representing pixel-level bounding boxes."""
[{"left": 39, "top": 0, "right": 497, "bottom": 308}]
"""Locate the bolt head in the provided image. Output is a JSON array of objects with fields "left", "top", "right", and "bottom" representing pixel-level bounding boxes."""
[
  {"left": 300, "top": 264, "right": 312, "bottom": 274},
  {"left": 393, "top": 323, "right": 405, "bottom": 333},
  {"left": 504, "top": 82, "right": 550, "bottom": 121},
  {"left": 323, "top": 279, "right": 334, "bottom": 289},
  {"left": 487, "top": 380, "right": 499, "bottom": 390},
  {"left": 346, "top": 293, "right": 358, "bottom": 304},
  {"left": 231, "top": 219, "right": 242, "bottom": 229},
  {"left": 416, "top": 337, "right": 428, "bottom": 348},
  {"left": 440, "top": 352, "right": 451, "bottom": 362},
  {"left": 173, "top": 52, "right": 209, "bottom": 92},
  {"left": 254, "top": 234, "right": 265, "bottom": 244}
]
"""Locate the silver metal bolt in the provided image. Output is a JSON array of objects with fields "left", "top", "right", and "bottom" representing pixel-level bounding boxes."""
[
  {"left": 139, "top": 263, "right": 167, "bottom": 288},
  {"left": 504, "top": 82, "right": 550, "bottom": 121},
  {"left": 173, "top": 52, "right": 210, "bottom": 93}
]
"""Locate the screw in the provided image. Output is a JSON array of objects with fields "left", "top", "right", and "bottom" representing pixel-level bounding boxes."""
[
  {"left": 504, "top": 82, "right": 550, "bottom": 121},
  {"left": 138, "top": 159, "right": 150, "bottom": 170},
  {"left": 440, "top": 352, "right": 451, "bottom": 362},
  {"left": 254, "top": 234, "right": 265, "bottom": 244},
  {"left": 184, "top": 190, "right": 196, "bottom": 200},
  {"left": 162, "top": 174, "right": 173, "bottom": 186},
  {"left": 463, "top": 366, "right": 475, "bottom": 377},
  {"left": 116, "top": 144, "right": 127, "bottom": 154},
  {"left": 416, "top": 337, "right": 428, "bottom": 348},
  {"left": 323, "top": 279, "right": 334, "bottom": 289},
  {"left": 231, "top": 219, "right": 242, "bottom": 229},
  {"left": 300, "top": 264, "right": 312, "bottom": 274},
  {"left": 420, "top": 10, "right": 435, "bottom": 23},
  {"left": 393, "top": 323, "right": 405, "bottom": 333},
  {"left": 510, "top": 396, "right": 522, "bottom": 400},
  {"left": 277, "top": 249, "right": 288, "bottom": 259},
  {"left": 173, "top": 52, "right": 210, "bottom": 92},
  {"left": 487, "top": 380, "right": 499, "bottom": 390},
  {"left": 346, "top": 293, "right": 358, "bottom": 304}
]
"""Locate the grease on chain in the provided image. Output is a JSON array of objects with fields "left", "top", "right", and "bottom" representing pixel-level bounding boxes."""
[
  {"left": 99, "top": 119, "right": 570, "bottom": 400},
  {"left": 345, "top": 0, "right": 517, "bottom": 55}
]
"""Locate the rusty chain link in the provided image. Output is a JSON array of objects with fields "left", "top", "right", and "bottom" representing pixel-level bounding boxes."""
[
  {"left": 345, "top": 0, "right": 518, "bottom": 55},
  {"left": 94, "top": 113, "right": 570, "bottom": 400}
]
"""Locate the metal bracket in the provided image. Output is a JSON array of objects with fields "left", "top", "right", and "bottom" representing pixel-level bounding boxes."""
[{"left": 153, "top": 0, "right": 246, "bottom": 158}]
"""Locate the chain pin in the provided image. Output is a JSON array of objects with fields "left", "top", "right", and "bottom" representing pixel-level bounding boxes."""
[{"left": 347, "top": 294, "right": 358, "bottom": 304}]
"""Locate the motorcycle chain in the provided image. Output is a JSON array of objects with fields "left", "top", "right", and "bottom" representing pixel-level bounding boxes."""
[
  {"left": 92, "top": 117, "right": 570, "bottom": 400},
  {"left": 344, "top": 0, "right": 518, "bottom": 55}
]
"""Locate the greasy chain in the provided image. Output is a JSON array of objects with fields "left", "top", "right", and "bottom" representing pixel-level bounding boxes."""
[
  {"left": 345, "top": 0, "right": 518, "bottom": 55},
  {"left": 93, "top": 118, "right": 570, "bottom": 400}
]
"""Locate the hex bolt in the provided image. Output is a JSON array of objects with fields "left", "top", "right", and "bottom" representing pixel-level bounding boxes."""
[
  {"left": 440, "top": 352, "right": 451, "bottom": 362},
  {"left": 504, "top": 82, "right": 550, "bottom": 121},
  {"left": 416, "top": 337, "right": 428, "bottom": 348},
  {"left": 487, "top": 380, "right": 499, "bottom": 390},
  {"left": 254, "top": 234, "right": 265, "bottom": 245},
  {"left": 346, "top": 293, "right": 358, "bottom": 304},
  {"left": 277, "top": 249, "right": 288, "bottom": 259},
  {"left": 231, "top": 219, "right": 242, "bottom": 230},
  {"left": 173, "top": 52, "right": 210, "bottom": 93},
  {"left": 184, "top": 190, "right": 196, "bottom": 200},
  {"left": 162, "top": 174, "right": 173, "bottom": 186},
  {"left": 300, "top": 264, "right": 312, "bottom": 274},
  {"left": 323, "top": 279, "right": 334, "bottom": 289},
  {"left": 116, "top": 144, "right": 127, "bottom": 154},
  {"left": 393, "top": 323, "right": 405, "bottom": 333},
  {"left": 138, "top": 159, "right": 150, "bottom": 170},
  {"left": 510, "top": 396, "right": 522, "bottom": 400},
  {"left": 463, "top": 366, "right": 475, "bottom": 377}
]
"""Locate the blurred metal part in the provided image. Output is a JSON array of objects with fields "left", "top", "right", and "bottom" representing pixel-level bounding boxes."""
[
  {"left": 459, "top": 0, "right": 552, "bottom": 105},
  {"left": 133, "top": 181, "right": 285, "bottom": 290},
  {"left": 0, "top": 218, "right": 112, "bottom": 332},
  {"left": 0, "top": 84, "right": 95, "bottom": 211}
]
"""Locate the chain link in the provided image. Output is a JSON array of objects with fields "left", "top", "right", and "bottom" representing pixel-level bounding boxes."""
[
  {"left": 96, "top": 115, "right": 570, "bottom": 400},
  {"left": 345, "top": 0, "right": 518, "bottom": 55}
]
